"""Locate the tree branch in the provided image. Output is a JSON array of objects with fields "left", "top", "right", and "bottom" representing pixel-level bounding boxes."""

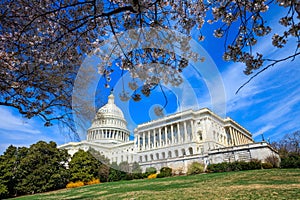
[{"left": 236, "top": 51, "right": 300, "bottom": 94}]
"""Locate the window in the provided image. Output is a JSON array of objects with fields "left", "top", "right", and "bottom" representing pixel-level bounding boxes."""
[
  {"left": 175, "top": 150, "right": 179, "bottom": 157},
  {"left": 188, "top": 147, "right": 193, "bottom": 155},
  {"left": 198, "top": 131, "right": 203, "bottom": 140},
  {"left": 182, "top": 149, "right": 186, "bottom": 156}
]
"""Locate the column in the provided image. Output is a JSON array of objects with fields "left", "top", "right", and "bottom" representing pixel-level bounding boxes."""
[
  {"left": 159, "top": 128, "right": 162, "bottom": 147},
  {"left": 234, "top": 130, "right": 238, "bottom": 145},
  {"left": 137, "top": 133, "right": 140, "bottom": 151},
  {"left": 237, "top": 133, "right": 239, "bottom": 144},
  {"left": 153, "top": 129, "right": 156, "bottom": 148},
  {"left": 190, "top": 120, "right": 194, "bottom": 141},
  {"left": 184, "top": 121, "right": 188, "bottom": 142},
  {"left": 229, "top": 127, "right": 234, "bottom": 145},
  {"left": 148, "top": 131, "right": 151, "bottom": 149},
  {"left": 177, "top": 123, "right": 181, "bottom": 143},
  {"left": 241, "top": 135, "right": 244, "bottom": 144},
  {"left": 171, "top": 124, "right": 174, "bottom": 144},
  {"left": 143, "top": 132, "right": 146, "bottom": 150},
  {"left": 165, "top": 126, "right": 168, "bottom": 145}
]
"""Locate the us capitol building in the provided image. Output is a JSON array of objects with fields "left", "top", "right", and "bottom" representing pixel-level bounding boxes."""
[{"left": 59, "top": 93, "right": 279, "bottom": 173}]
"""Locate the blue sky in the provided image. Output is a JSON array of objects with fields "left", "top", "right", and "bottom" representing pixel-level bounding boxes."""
[{"left": 1, "top": 5, "right": 300, "bottom": 154}]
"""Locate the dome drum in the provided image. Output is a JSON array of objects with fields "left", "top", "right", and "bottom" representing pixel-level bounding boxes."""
[{"left": 87, "top": 128, "right": 130, "bottom": 143}]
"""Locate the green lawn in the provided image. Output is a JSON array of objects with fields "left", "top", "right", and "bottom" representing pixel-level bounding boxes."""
[{"left": 13, "top": 169, "right": 300, "bottom": 200}]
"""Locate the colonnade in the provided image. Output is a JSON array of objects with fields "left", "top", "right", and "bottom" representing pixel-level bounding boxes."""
[
  {"left": 88, "top": 129, "right": 129, "bottom": 142},
  {"left": 135, "top": 120, "right": 195, "bottom": 151},
  {"left": 228, "top": 127, "right": 251, "bottom": 146}
]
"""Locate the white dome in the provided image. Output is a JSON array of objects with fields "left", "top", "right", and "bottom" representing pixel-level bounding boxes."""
[
  {"left": 87, "top": 93, "right": 130, "bottom": 143},
  {"left": 97, "top": 93, "right": 124, "bottom": 119}
]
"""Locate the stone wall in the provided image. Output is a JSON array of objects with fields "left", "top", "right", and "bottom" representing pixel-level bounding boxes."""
[{"left": 208, "top": 142, "right": 279, "bottom": 164}]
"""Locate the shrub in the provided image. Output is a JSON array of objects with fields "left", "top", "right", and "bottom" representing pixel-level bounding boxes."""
[
  {"left": 207, "top": 162, "right": 230, "bottom": 173},
  {"left": 248, "top": 159, "right": 262, "bottom": 170},
  {"left": 124, "top": 173, "right": 134, "bottom": 180},
  {"left": 187, "top": 162, "right": 204, "bottom": 175},
  {"left": 238, "top": 161, "right": 251, "bottom": 171},
  {"left": 280, "top": 154, "right": 300, "bottom": 168},
  {"left": 132, "top": 172, "right": 144, "bottom": 179},
  {"left": 265, "top": 155, "right": 280, "bottom": 168},
  {"left": 147, "top": 174, "right": 157, "bottom": 179},
  {"left": 157, "top": 167, "right": 172, "bottom": 178},
  {"left": 145, "top": 167, "right": 157, "bottom": 176},
  {"left": 262, "top": 162, "right": 273, "bottom": 169},
  {"left": 207, "top": 160, "right": 263, "bottom": 173},
  {"left": 66, "top": 181, "right": 84, "bottom": 188},
  {"left": 229, "top": 161, "right": 243, "bottom": 171},
  {"left": 86, "top": 178, "right": 100, "bottom": 185}
]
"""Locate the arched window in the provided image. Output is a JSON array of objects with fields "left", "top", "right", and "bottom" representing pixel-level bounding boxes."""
[
  {"left": 198, "top": 131, "right": 203, "bottom": 140},
  {"left": 168, "top": 151, "right": 172, "bottom": 158},
  {"left": 162, "top": 152, "right": 166, "bottom": 159},
  {"left": 181, "top": 149, "right": 186, "bottom": 156},
  {"left": 175, "top": 150, "right": 179, "bottom": 157},
  {"left": 150, "top": 154, "right": 154, "bottom": 161},
  {"left": 156, "top": 153, "right": 159, "bottom": 160},
  {"left": 188, "top": 147, "right": 193, "bottom": 155}
]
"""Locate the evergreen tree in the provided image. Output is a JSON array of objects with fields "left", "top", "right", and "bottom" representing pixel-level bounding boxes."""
[
  {"left": 14, "top": 141, "right": 70, "bottom": 195},
  {"left": 0, "top": 141, "right": 70, "bottom": 197},
  {"left": 69, "top": 149, "right": 101, "bottom": 182},
  {"left": 0, "top": 145, "right": 19, "bottom": 198}
]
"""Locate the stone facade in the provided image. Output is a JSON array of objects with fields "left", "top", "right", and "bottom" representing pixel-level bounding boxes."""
[{"left": 59, "top": 93, "right": 279, "bottom": 173}]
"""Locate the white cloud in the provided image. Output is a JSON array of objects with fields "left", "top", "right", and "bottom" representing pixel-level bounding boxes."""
[
  {"left": 0, "top": 106, "right": 72, "bottom": 154},
  {"left": 0, "top": 106, "right": 41, "bottom": 134},
  {"left": 253, "top": 125, "right": 275, "bottom": 138}
]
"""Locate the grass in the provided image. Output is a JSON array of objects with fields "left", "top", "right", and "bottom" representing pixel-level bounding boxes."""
[{"left": 13, "top": 169, "right": 300, "bottom": 200}]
